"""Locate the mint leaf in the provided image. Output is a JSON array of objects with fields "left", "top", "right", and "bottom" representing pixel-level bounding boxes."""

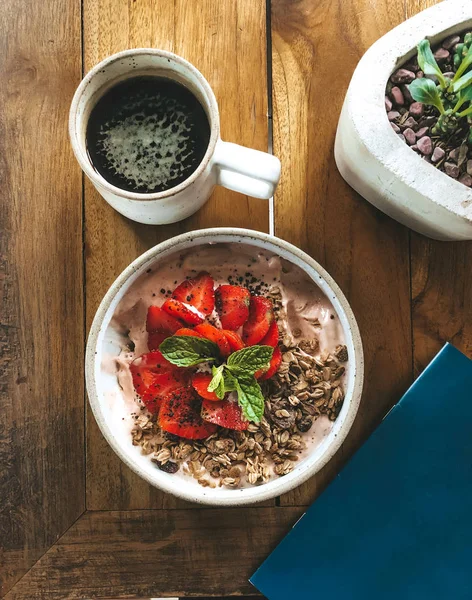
[
  {"left": 159, "top": 335, "right": 220, "bottom": 367},
  {"left": 223, "top": 369, "right": 239, "bottom": 393},
  {"left": 408, "top": 78, "right": 445, "bottom": 113},
  {"left": 227, "top": 345, "right": 274, "bottom": 374},
  {"left": 208, "top": 364, "right": 224, "bottom": 391},
  {"left": 208, "top": 365, "right": 225, "bottom": 399},
  {"left": 417, "top": 39, "right": 447, "bottom": 88},
  {"left": 235, "top": 373, "right": 265, "bottom": 423}
]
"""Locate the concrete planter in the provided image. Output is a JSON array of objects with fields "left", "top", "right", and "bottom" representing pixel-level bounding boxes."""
[{"left": 335, "top": 0, "right": 472, "bottom": 241}]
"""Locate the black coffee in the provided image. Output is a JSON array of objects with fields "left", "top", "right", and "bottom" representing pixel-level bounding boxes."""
[{"left": 86, "top": 76, "right": 210, "bottom": 194}]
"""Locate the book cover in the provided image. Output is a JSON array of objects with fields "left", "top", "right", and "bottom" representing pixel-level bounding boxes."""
[{"left": 251, "top": 344, "right": 472, "bottom": 600}]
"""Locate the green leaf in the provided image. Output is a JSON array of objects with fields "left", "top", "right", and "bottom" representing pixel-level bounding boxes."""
[
  {"left": 458, "top": 104, "right": 472, "bottom": 118},
  {"left": 227, "top": 345, "right": 274, "bottom": 374},
  {"left": 159, "top": 335, "right": 220, "bottom": 367},
  {"left": 408, "top": 78, "right": 445, "bottom": 113},
  {"left": 452, "top": 70, "right": 472, "bottom": 93},
  {"left": 453, "top": 85, "right": 472, "bottom": 112},
  {"left": 417, "top": 39, "right": 447, "bottom": 88},
  {"left": 215, "top": 378, "right": 225, "bottom": 399},
  {"left": 208, "top": 364, "right": 224, "bottom": 391},
  {"left": 453, "top": 43, "right": 472, "bottom": 82},
  {"left": 234, "top": 373, "right": 265, "bottom": 423},
  {"left": 223, "top": 369, "right": 239, "bottom": 393},
  {"left": 208, "top": 365, "right": 225, "bottom": 399}
]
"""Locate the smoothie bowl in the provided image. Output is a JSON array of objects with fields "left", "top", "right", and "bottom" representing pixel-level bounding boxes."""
[{"left": 86, "top": 228, "right": 364, "bottom": 505}]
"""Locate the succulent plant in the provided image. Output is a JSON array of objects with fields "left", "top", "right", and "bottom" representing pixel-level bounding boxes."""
[{"left": 408, "top": 38, "right": 472, "bottom": 139}]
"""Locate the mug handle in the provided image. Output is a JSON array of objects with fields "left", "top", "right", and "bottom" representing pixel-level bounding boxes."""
[{"left": 214, "top": 140, "right": 281, "bottom": 199}]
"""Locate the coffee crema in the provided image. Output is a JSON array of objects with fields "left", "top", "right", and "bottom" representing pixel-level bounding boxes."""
[{"left": 86, "top": 76, "right": 211, "bottom": 194}]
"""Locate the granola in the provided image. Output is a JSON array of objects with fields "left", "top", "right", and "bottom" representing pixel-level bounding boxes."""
[{"left": 130, "top": 302, "right": 347, "bottom": 488}]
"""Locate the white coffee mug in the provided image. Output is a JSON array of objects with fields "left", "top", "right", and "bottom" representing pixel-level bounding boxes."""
[{"left": 69, "top": 49, "right": 281, "bottom": 225}]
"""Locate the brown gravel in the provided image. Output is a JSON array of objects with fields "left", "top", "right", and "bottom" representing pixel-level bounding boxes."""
[{"left": 386, "top": 29, "right": 472, "bottom": 187}]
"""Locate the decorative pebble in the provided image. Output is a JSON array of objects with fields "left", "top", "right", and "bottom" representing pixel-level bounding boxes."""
[
  {"left": 387, "top": 110, "right": 401, "bottom": 121},
  {"left": 390, "top": 122, "right": 400, "bottom": 133},
  {"left": 431, "top": 146, "right": 445, "bottom": 163},
  {"left": 416, "top": 70, "right": 424, "bottom": 78},
  {"left": 401, "top": 84, "right": 413, "bottom": 103},
  {"left": 409, "top": 102, "right": 424, "bottom": 117},
  {"left": 397, "top": 134, "right": 406, "bottom": 143},
  {"left": 410, "top": 144, "right": 418, "bottom": 151},
  {"left": 402, "top": 116, "right": 418, "bottom": 129},
  {"left": 433, "top": 47, "right": 450, "bottom": 62},
  {"left": 467, "top": 160, "right": 472, "bottom": 176},
  {"left": 403, "top": 128, "right": 416, "bottom": 145},
  {"left": 458, "top": 173, "right": 472, "bottom": 187},
  {"left": 448, "top": 147, "right": 461, "bottom": 162},
  {"left": 443, "top": 71, "right": 455, "bottom": 79},
  {"left": 385, "top": 96, "right": 393, "bottom": 111},
  {"left": 444, "top": 162, "right": 460, "bottom": 178},
  {"left": 442, "top": 35, "right": 460, "bottom": 50},
  {"left": 403, "top": 61, "right": 418, "bottom": 72},
  {"left": 415, "top": 126, "right": 429, "bottom": 138},
  {"left": 390, "top": 86, "right": 404, "bottom": 105},
  {"left": 391, "top": 68, "right": 416, "bottom": 84},
  {"left": 419, "top": 116, "right": 436, "bottom": 127},
  {"left": 416, "top": 136, "right": 433, "bottom": 155}
]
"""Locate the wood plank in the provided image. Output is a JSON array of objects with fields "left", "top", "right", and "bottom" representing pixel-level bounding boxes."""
[
  {"left": 271, "top": 0, "right": 412, "bottom": 506},
  {"left": 406, "top": 0, "right": 472, "bottom": 370},
  {"left": 411, "top": 237, "right": 472, "bottom": 371},
  {"left": 0, "top": 0, "right": 83, "bottom": 595},
  {"left": 83, "top": 0, "right": 270, "bottom": 510},
  {"left": 4, "top": 508, "right": 300, "bottom": 599}
]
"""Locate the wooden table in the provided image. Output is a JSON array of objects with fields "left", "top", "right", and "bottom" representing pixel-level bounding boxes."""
[{"left": 2, "top": 0, "right": 470, "bottom": 597}]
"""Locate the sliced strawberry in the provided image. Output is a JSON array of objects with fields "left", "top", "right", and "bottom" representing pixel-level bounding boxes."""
[
  {"left": 147, "top": 331, "right": 168, "bottom": 351},
  {"left": 215, "top": 285, "right": 251, "bottom": 330},
  {"left": 162, "top": 298, "right": 204, "bottom": 326},
  {"left": 146, "top": 305, "right": 182, "bottom": 334},
  {"left": 192, "top": 372, "right": 220, "bottom": 401},
  {"left": 242, "top": 296, "right": 274, "bottom": 345},
  {"left": 259, "top": 320, "right": 279, "bottom": 348},
  {"left": 257, "top": 346, "right": 282, "bottom": 380},
  {"left": 174, "top": 327, "right": 201, "bottom": 337},
  {"left": 194, "top": 322, "right": 231, "bottom": 357},
  {"left": 172, "top": 272, "right": 215, "bottom": 316},
  {"left": 130, "top": 362, "right": 160, "bottom": 397},
  {"left": 141, "top": 370, "right": 189, "bottom": 413},
  {"left": 201, "top": 399, "right": 248, "bottom": 431},
  {"left": 159, "top": 387, "right": 218, "bottom": 439},
  {"left": 223, "top": 330, "right": 245, "bottom": 352},
  {"left": 131, "top": 350, "right": 176, "bottom": 378},
  {"left": 130, "top": 351, "right": 182, "bottom": 408}
]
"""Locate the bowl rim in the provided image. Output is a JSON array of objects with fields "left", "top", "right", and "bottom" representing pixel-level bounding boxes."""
[{"left": 85, "top": 228, "right": 364, "bottom": 505}]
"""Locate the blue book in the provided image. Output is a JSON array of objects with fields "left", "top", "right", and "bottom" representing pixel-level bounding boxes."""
[{"left": 251, "top": 344, "right": 472, "bottom": 600}]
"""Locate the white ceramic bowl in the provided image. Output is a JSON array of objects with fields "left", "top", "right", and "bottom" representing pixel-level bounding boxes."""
[{"left": 86, "top": 228, "right": 364, "bottom": 505}]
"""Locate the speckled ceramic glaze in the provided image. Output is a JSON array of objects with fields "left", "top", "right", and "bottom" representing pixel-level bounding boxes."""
[{"left": 85, "top": 229, "right": 364, "bottom": 505}]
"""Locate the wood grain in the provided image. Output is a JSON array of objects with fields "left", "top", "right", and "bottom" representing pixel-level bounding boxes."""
[
  {"left": 0, "top": 0, "right": 84, "bottom": 595},
  {"left": 404, "top": 5, "right": 472, "bottom": 372},
  {"left": 83, "top": 0, "right": 270, "bottom": 510},
  {"left": 271, "top": 0, "right": 412, "bottom": 505},
  {"left": 4, "top": 508, "right": 300, "bottom": 599},
  {"left": 411, "top": 237, "right": 472, "bottom": 372}
]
